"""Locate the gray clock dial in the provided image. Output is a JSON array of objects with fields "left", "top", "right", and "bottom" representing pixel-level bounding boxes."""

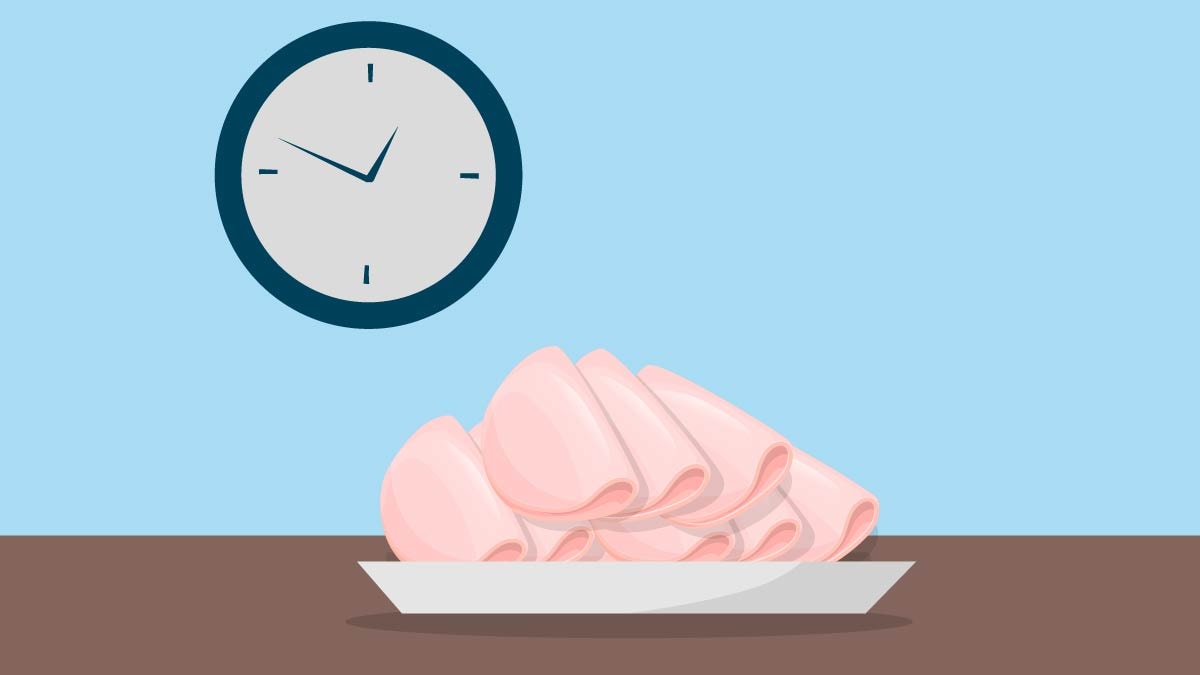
[{"left": 241, "top": 47, "right": 497, "bottom": 302}]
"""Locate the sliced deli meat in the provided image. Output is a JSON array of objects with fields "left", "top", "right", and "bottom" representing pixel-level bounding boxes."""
[
  {"left": 577, "top": 349, "right": 710, "bottom": 520},
  {"left": 379, "top": 347, "right": 880, "bottom": 563},
  {"left": 593, "top": 517, "right": 738, "bottom": 562},
  {"left": 518, "top": 519, "right": 594, "bottom": 562},
  {"left": 468, "top": 423, "right": 594, "bottom": 561},
  {"left": 580, "top": 539, "right": 619, "bottom": 561},
  {"left": 731, "top": 489, "right": 805, "bottom": 561},
  {"left": 380, "top": 417, "right": 528, "bottom": 561},
  {"left": 779, "top": 449, "right": 880, "bottom": 561},
  {"left": 638, "top": 365, "right": 793, "bottom": 527},
  {"left": 478, "top": 347, "right": 640, "bottom": 521}
]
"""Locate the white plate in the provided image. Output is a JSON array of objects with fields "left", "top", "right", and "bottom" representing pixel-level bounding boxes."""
[{"left": 359, "top": 561, "right": 914, "bottom": 614}]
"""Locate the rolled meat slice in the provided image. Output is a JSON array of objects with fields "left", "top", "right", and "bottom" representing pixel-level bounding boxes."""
[
  {"left": 779, "top": 449, "right": 880, "bottom": 561},
  {"left": 593, "top": 517, "right": 739, "bottom": 561},
  {"left": 519, "top": 519, "right": 595, "bottom": 562},
  {"left": 731, "top": 489, "right": 805, "bottom": 561},
  {"left": 638, "top": 365, "right": 793, "bottom": 527},
  {"left": 580, "top": 538, "right": 620, "bottom": 561},
  {"left": 380, "top": 416, "right": 528, "bottom": 561},
  {"left": 577, "top": 349, "right": 710, "bottom": 520},
  {"left": 467, "top": 423, "right": 594, "bottom": 561},
  {"left": 478, "top": 347, "right": 640, "bottom": 521}
]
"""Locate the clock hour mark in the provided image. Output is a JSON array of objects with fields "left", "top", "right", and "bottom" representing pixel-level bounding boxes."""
[
  {"left": 258, "top": 169, "right": 278, "bottom": 175},
  {"left": 363, "top": 265, "right": 370, "bottom": 285},
  {"left": 459, "top": 172, "right": 480, "bottom": 179},
  {"left": 367, "top": 63, "right": 374, "bottom": 83}
]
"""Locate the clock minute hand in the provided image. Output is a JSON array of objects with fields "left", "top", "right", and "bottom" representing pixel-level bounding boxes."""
[{"left": 279, "top": 138, "right": 372, "bottom": 181}]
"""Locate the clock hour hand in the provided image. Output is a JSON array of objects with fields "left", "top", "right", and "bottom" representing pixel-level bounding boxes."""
[
  {"left": 363, "top": 128, "right": 398, "bottom": 182},
  {"left": 278, "top": 127, "right": 398, "bottom": 183}
]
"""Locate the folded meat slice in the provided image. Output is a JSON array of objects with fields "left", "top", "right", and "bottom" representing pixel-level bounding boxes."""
[
  {"left": 577, "top": 349, "right": 709, "bottom": 520},
  {"left": 593, "top": 517, "right": 738, "bottom": 561},
  {"left": 580, "top": 539, "right": 619, "bottom": 561},
  {"left": 478, "top": 347, "right": 639, "bottom": 521},
  {"left": 519, "top": 519, "right": 594, "bottom": 562},
  {"left": 731, "top": 489, "right": 805, "bottom": 561},
  {"left": 780, "top": 449, "right": 880, "bottom": 561},
  {"left": 467, "top": 423, "right": 594, "bottom": 561},
  {"left": 380, "top": 417, "right": 528, "bottom": 561},
  {"left": 638, "top": 365, "right": 793, "bottom": 527}
]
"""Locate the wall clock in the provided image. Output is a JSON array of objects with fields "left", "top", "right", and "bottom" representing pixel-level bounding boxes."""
[{"left": 215, "top": 22, "right": 521, "bottom": 328}]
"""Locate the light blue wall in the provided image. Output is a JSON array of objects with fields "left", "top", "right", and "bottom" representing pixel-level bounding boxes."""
[{"left": 2, "top": 2, "right": 1196, "bottom": 534}]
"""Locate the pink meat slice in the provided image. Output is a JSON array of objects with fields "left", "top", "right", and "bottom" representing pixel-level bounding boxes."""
[
  {"left": 593, "top": 517, "right": 739, "bottom": 561},
  {"left": 380, "top": 416, "right": 528, "bottom": 561},
  {"left": 580, "top": 539, "right": 620, "bottom": 561},
  {"left": 467, "top": 422, "right": 594, "bottom": 561},
  {"left": 478, "top": 347, "right": 640, "bottom": 521},
  {"left": 576, "top": 349, "right": 710, "bottom": 520},
  {"left": 518, "top": 519, "right": 594, "bottom": 562},
  {"left": 638, "top": 365, "right": 793, "bottom": 527},
  {"left": 731, "top": 488, "right": 805, "bottom": 561},
  {"left": 779, "top": 449, "right": 880, "bottom": 561}
]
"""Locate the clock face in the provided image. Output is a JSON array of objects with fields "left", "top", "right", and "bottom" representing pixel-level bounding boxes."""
[
  {"left": 244, "top": 48, "right": 496, "bottom": 302},
  {"left": 215, "top": 23, "right": 521, "bottom": 328}
]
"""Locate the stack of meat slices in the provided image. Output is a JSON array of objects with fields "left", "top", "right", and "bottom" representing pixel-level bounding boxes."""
[{"left": 380, "top": 347, "right": 878, "bottom": 562}]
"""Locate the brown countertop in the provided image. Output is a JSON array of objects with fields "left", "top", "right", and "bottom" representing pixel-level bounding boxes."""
[{"left": 1, "top": 536, "right": 1194, "bottom": 672}]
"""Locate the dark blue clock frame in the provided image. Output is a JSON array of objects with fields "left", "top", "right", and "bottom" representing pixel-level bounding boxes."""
[{"left": 215, "top": 22, "right": 522, "bottom": 329}]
